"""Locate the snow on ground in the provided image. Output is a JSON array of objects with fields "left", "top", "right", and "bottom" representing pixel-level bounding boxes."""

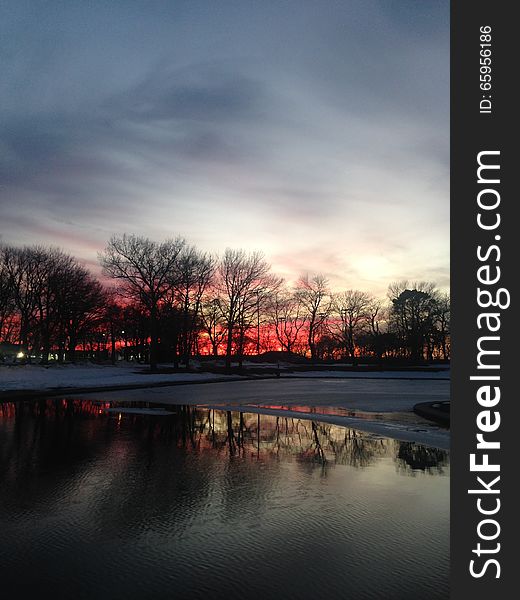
[
  {"left": 0, "top": 362, "right": 235, "bottom": 393},
  {"left": 83, "top": 377, "right": 449, "bottom": 413},
  {"left": 0, "top": 362, "right": 450, "bottom": 393}
]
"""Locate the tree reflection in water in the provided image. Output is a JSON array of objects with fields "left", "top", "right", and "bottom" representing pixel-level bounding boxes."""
[
  {"left": 396, "top": 441, "right": 449, "bottom": 475},
  {"left": 0, "top": 398, "right": 450, "bottom": 600},
  {"left": 0, "top": 399, "right": 449, "bottom": 475}
]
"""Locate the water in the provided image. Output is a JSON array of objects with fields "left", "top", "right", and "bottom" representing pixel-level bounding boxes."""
[{"left": 0, "top": 399, "right": 449, "bottom": 599}]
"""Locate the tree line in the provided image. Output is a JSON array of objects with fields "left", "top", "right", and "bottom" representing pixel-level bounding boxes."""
[{"left": 0, "top": 235, "right": 450, "bottom": 369}]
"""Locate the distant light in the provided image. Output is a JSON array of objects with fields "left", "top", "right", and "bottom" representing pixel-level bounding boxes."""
[{"left": 16, "top": 351, "right": 25, "bottom": 359}]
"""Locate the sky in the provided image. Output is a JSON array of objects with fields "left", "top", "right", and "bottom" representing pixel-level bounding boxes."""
[{"left": 0, "top": 0, "right": 449, "bottom": 296}]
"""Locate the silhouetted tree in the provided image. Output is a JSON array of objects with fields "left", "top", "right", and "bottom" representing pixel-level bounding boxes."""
[
  {"left": 1, "top": 245, "right": 42, "bottom": 354},
  {"left": 388, "top": 281, "right": 439, "bottom": 362},
  {"left": 99, "top": 234, "right": 185, "bottom": 371},
  {"left": 0, "top": 246, "right": 17, "bottom": 343},
  {"left": 104, "top": 301, "right": 124, "bottom": 364},
  {"left": 331, "top": 290, "right": 372, "bottom": 362},
  {"left": 433, "top": 292, "right": 450, "bottom": 360},
  {"left": 217, "top": 249, "right": 273, "bottom": 369},
  {"left": 174, "top": 246, "right": 216, "bottom": 367},
  {"left": 200, "top": 297, "right": 226, "bottom": 356},
  {"left": 119, "top": 303, "right": 150, "bottom": 361},
  {"left": 268, "top": 289, "right": 306, "bottom": 354},
  {"left": 1, "top": 238, "right": 451, "bottom": 367},
  {"left": 234, "top": 278, "right": 280, "bottom": 367},
  {"left": 295, "top": 274, "right": 331, "bottom": 359}
]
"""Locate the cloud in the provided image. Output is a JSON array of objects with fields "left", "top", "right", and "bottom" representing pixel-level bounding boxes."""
[
  {"left": 0, "top": 0, "right": 449, "bottom": 294},
  {"left": 106, "top": 64, "right": 267, "bottom": 123}
]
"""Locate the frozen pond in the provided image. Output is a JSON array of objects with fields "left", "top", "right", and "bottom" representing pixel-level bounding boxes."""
[{"left": 0, "top": 399, "right": 449, "bottom": 599}]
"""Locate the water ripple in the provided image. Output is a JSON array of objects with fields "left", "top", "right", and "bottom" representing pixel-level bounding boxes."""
[{"left": 0, "top": 400, "right": 449, "bottom": 599}]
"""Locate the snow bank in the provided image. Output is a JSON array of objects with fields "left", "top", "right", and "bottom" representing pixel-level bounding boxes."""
[
  {"left": 0, "top": 363, "right": 231, "bottom": 393},
  {"left": 0, "top": 361, "right": 449, "bottom": 394}
]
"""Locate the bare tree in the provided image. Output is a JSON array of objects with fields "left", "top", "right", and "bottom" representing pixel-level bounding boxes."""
[
  {"left": 295, "top": 274, "right": 331, "bottom": 359},
  {"left": 0, "top": 246, "right": 17, "bottom": 343},
  {"left": 99, "top": 234, "right": 185, "bottom": 371},
  {"left": 174, "top": 246, "right": 216, "bottom": 367},
  {"left": 233, "top": 277, "right": 279, "bottom": 367},
  {"left": 1, "top": 245, "right": 108, "bottom": 361},
  {"left": 200, "top": 296, "right": 226, "bottom": 356},
  {"left": 35, "top": 248, "right": 82, "bottom": 363},
  {"left": 354, "top": 298, "right": 390, "bottom": 362},
  {"left": 268, "top": 289, "right": 306, "bottom": 354},
  {"left": 432, "top": 292, "right": 450, "bottom": 360},
  {"left": 217, "top": 249, "right": 274, "bottom": 369},
  {"left": 52, "top": 259, "right": 107, "bottom": 362},
  {"left": 101, "top": 299, "right": 122, "bottom": 365},
  {"left": 2, "top": 245, "right": 42, "bottom": 354},
  {"left": 331, "top": 290, "right": 372, "bottom": 362}
]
